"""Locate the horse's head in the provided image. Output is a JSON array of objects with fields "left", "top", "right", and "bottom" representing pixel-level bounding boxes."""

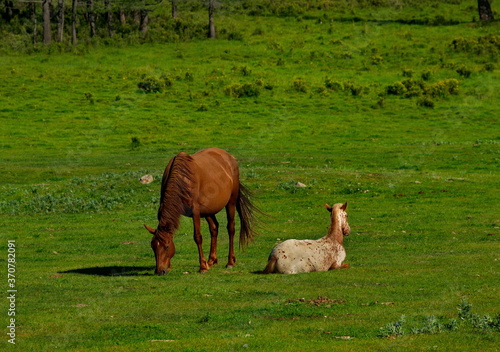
[
  {"left": 325, "top": 202, "right": 350, "bottom": 237},
  {"left": 144, "top": 224, "right": 175, "bottom": 275}
]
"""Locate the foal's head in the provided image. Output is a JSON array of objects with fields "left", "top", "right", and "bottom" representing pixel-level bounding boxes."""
[
  {"left": 144, "top": 224, "right": 175, "bottom": 275},
  {"left": 325, "top": 202, "right": 350, "bottom": 237}
]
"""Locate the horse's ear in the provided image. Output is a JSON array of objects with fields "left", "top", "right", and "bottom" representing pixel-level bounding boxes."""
[
  {"left": 341, "top": 202, "right": 348, "bottom": 211},
  {"left": 325, "top": 204, "right": 333, "bottom": 212},
  {"left": 144, "top": 224, "right": 156, "bottom": 235}
]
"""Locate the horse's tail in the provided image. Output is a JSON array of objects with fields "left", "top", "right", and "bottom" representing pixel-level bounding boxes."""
[
  {"left": 263, "top": 255, "right": 278, "bottom": 274},
  {"left": 236, "top": 182, "right": 258, "bottom": 249}
]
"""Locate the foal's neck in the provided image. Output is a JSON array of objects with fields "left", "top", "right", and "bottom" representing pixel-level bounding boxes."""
[{"left": 327, "top": 209, "right": 343, "bottom": 245}]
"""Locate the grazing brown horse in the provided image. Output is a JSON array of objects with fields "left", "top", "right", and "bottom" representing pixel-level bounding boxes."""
[
  {"left": 263, "top": 202, "right": 350, "bottom": 274},
  {"left": 144, "top": 148, "right": 256, "bottom": 275}
]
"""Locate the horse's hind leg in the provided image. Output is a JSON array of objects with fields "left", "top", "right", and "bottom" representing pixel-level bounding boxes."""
[
  {"left": 225, "top": 203, "right": 237, "bottom": 268},
  {"left": 206, "top": 215, "right": 219, "bottom": 267},
  {"left": 263, "top": 255, "right": 278, "bottom": 274}
]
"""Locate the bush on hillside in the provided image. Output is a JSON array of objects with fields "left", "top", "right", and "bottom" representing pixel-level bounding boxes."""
[
  {"left": 137, "top": 74, "right": 173, "bottom": 93},
  {"left": 325, "top": 78, "right": 368, "bottom": 96},
  {"left": 450, "top": 35, "right": 500, "bottom": 55},
  {"left": 386, "top": 78, "right": 459, "bottom": 99},
  {"left": 224, "top": 83, "right": 260, "bottom": 98}
]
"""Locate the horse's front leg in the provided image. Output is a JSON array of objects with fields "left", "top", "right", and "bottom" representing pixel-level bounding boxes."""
[
  {"left": 329, "top": 262, "right": 350, "bottom": 270},
  {"left": 192, "top": 212, "right": 209, "bottom": 273},
  {"left": 225, "top": 203, "right": 236, "bottom": 268},
  {"left": 206, "top": 215, "right": 219, "bottom": 267}
]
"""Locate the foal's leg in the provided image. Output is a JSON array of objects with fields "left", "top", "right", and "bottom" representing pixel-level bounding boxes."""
[
  {"left": 225, "top": 203, "right": 237, "bottom": 268},
  {"left": 206, "top": 215, "right": 219, "bottom": 267},
  {"left": 329, "top": 262, "right": 350, "bottom": 270},
  {"left": 192, "top": 212, "right": 209, "bottom": 273}
]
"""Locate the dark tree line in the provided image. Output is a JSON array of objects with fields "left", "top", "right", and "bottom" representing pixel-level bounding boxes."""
[
  {"left": 1, "top": 0, "right": 218, "bottom": 45},
  {"left": 0, "top": 0, "right": 495, "bottom": 47}
]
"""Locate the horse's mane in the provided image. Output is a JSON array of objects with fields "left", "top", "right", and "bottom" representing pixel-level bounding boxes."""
[
  {"left": 157, "top": 153, "right": 194, "bottom": 237},
  {"left": 327, "top": 203, "right": 344, "bottom": 243}
]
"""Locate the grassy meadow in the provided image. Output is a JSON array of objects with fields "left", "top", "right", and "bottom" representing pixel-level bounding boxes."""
[{"left": 0, "top": 1, "right": 499, "bottom": 351}]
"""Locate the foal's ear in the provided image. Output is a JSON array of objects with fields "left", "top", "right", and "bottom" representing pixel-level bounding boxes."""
[
  {"left": 341, "top": 202, "right": 348, "bottom": 211},
  {"left": 144, "top": 224, "right": 156, "bottom": 235},
  {"left": 325, "top": 204, "right": 333, "bottom": 212}
]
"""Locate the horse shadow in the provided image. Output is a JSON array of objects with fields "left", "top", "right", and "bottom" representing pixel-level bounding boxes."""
[{"left": 60, "top": 266, "right": 154, "bottom": 277}]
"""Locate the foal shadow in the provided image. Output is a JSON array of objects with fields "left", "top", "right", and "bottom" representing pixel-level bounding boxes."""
[{"left": 60, "top": 266, "right": 154, "bottom": 277}]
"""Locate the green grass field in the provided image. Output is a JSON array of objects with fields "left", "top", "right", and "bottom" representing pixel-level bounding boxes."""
[{"left": 1, "top": 1, "right": 499, "bottom": 350}]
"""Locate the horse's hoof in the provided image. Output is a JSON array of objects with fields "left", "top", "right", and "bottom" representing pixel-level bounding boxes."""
[
  {"left": 226, "top": 264, "right": 234, "bottom": 269},
  {"left": 199, "top": 269, "right": 209, "bottom": 274}
]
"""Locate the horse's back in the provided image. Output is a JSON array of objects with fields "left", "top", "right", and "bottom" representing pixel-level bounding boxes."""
[
  {"left": 189, "top": 148, "right": 240, "bottom": 215},
  {"left": 192, "top": 148, "right": 238, "bottom": 175}
]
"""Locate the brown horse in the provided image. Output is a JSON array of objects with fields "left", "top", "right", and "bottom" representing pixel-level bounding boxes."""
[{"left": 144, "top": 148, "right": 256, "bottom": 275}]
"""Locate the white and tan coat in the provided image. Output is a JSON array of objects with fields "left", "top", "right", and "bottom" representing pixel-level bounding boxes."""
[{"left": 263, "top": 202, "right": 350, "bottom": 274}]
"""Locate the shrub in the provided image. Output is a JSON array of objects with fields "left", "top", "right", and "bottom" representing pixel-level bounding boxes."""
[
  {"left": 456, "top": 65, "right": 472, "bottom": 78},
  {"left": 84, "top": 92, "right": 95, "bottom": 104},
  {"left": 272, "top": 3, "right": 304, "bottom": 17},
  {"left": 161, "top": 74, "right": 173, "bottom": 87},
  {"left": 227, "top": 32, "right": 244, "bottom": 41},
  {"left": 344, "top": 81, "right": 367, "bottom": 96},
  {"left": 411, "top": 315, "right": 443, "bottom": 335},
  {"left": 450, "top": 35, "right": 500, "bottom": 55},
  {"left": 483, "top": 63, "right": 495, "bottom": 72},
  {"left": 421, "top": 70, "right": 432, "bottom": 81},
  {"left": 254, "top": 78, "right": 264, "bottom": 87},
  {"left": 325, "top": 79, "right": 367, "bottom": 96},
  {"left": 371, "top": 55, "right": 383, "bottom": 65},
  {"left": 184, "top": 71, "right": 194, "bottom": 81},
  {"left": 324, "top": 78, "right": 343, "bottom": 91},
  {"left": 401, "top": 79, "right": 425, "bottom": 98},
  {"left": 233, "top": 65, "right": 252, "bottom": 76},
  {"left": 417, "top": 97, "right": 435, "bottom": 108},
  {"left": 130, "top": 137, "right": 141, "bottom": 149},
  {"left": 402, "top": 68, "right": 414, "bottom": 77},
  {"left": 316, "top": 86, "right": 329, "bottom": 96},
  {"left": 137, "top": 74, "right": 172, "bottom": 93},
  {"left": 386, "top": 81, "right": 407, "bottom": 95},
  {"left": 378, "top": 315, "right": 406, "bottom": 338},
  {"left": 387, "top": 78, "right": 459, "bottom": 100},
  {"left": 371, "top": 98, "right": 385, "bottom": 109},
  {"left": 379, "top": 299, "right": 500, "bottom": 339},
  {"left": 291, "top": 78, "right": 308, "bottom": 93},
  {"left": 426, "top": 79, "right": 459, "bottom": 98},
  {"left": 224, "top": 83, "right": 260, "bottom": 98}
]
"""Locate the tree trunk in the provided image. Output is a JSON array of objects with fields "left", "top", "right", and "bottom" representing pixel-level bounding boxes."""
[
  {"left": 119, "top": 8, "right": 126, "bottom": 25},
  {"left": 30, "top": 2, "right": 37, "bottom": 45},
  {"left": 72, "top": 0, "right": 77, "bottom": 45},
  {"left": 87, "top": 0, "right": 96, "bottom": 38},
  {"left": 133, "top": 10, "right": 140, "bottom": 25},
  {"left": 172, "top": 0, "right": 177, "bottom": 19},
  {"left": 478, "top": 0, "right": 494, "bottom": 21},
  {"left": 140, "top": 10, "right": 149, "bottom": 34},
  {"left": 4, "top": 1, "right": 13, "bottom": 22},
  {"left": 208, "top": 0, "right": 216, "bottom": 39},
  {"left": 42, "top": 0, "right": 52, "bottom": 44},
  {"left": 57, "top": 0, "right": 64, "bottom": 42},
  {"left": 105, "top": 0, "right": 114, "bottom": 37}
]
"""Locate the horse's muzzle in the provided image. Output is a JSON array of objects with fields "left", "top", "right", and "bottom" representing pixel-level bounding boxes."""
[{"left": 155, "top": 269, "right": 167, "bottom": 276}]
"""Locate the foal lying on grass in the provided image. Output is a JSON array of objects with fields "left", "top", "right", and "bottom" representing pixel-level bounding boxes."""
[{"left": 263, "top": 202, "right": 350, "bottom": 274}]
